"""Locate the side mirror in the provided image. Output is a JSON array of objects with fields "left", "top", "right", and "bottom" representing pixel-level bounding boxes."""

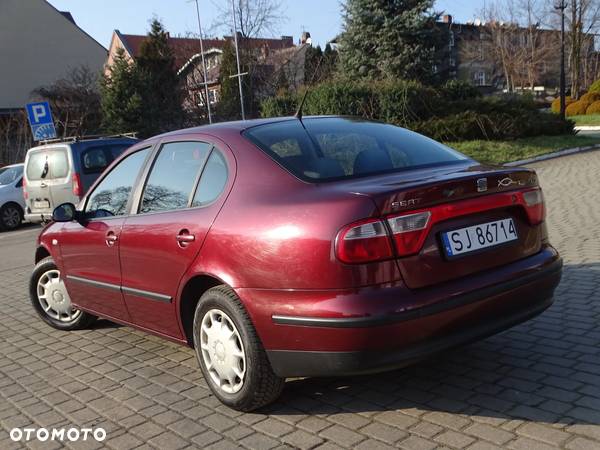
[{"left": 52, "top": 203, "right": 77, "bottom": 222}]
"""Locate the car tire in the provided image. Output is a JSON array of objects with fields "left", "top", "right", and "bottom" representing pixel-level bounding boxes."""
[
  {"left": 193, "top": 285, "right": 285, "bottom": 411},
  {"left": 29, "top": 257, "right": 97, "bottom": 330},
  {"left": 0, "top": 202, "right": 23, "bottom": 231}
]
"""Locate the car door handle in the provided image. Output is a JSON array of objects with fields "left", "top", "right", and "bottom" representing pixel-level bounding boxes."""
[
  {"left": 176, "top": 230, "right": 195, "bottom": 247},
  {"left": 105, "top": 232, "right": 118, "bottom": 247},
  {"left": 40, "top": 182, "right": 48, "bottom": 188}
]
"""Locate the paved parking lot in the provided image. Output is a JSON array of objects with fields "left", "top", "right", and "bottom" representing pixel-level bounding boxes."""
[{"left": 1, "top": 151, "right": 599, "bottom": 450}]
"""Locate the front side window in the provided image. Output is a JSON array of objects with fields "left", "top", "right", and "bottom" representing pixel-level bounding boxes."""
[
  {"left": 26, "top": 147, "right": 69, "bottom": 180},
  {"left": 140, "top": 141, "right": 211, "bottom": 214},
  {"left": 81, "top": 147, "right": 110, "bottom": 174},
  {"left": 0, "top": 166, "right": 23, "bottom": 186},
  {"left": 243, "top": 118, "right": 468, "bottom": 182},
  {"left": 86, "top": 148, "right": 150, "bottom": 218}
]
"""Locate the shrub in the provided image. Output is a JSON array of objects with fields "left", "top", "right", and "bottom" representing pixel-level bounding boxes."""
[
  {"left": 438, "top": 80, "right": 482, "bottom": 101},
  {"left": 551, "top": 96, "right": 574, "bottom": 113},
  {"left": 588, "top": 79, "right": 600, "bottom": 93},
  {"left": 565, "top": 100, "right": 590, "bottom": 116},
  {"left": 586, "top": 100, "right": 600, "bottom": 115},
  {"left": 580, "top": 92, "right": 600, "bottom": 103}
]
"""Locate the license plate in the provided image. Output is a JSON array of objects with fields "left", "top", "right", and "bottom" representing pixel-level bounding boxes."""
[
  {"left": 441, "top": 218, "right": 518, "bottom": 257},
  {"left": 33, "top": 200, "right": 50, "bottom": 209}
]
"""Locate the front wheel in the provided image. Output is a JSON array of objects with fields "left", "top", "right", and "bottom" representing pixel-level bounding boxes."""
[
  {"left": 29, "top": 257, "right": 97, "bottom": 330},
  {"left": 193, "top": 286, "right": 285, "bottom": 411}
]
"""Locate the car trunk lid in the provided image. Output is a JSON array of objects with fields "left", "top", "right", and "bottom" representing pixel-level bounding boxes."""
[{"left": 331, "top": 163, "right": 544, "bottom": 289}]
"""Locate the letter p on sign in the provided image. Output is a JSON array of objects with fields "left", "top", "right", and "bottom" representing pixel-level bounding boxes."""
[{"left": 32, "top": 105, "right": 47, "bottom": 123}]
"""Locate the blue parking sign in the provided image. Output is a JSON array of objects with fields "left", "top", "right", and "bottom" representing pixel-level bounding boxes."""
[{"left": 26, "top": 102, "right": 57, "bottom": 141}]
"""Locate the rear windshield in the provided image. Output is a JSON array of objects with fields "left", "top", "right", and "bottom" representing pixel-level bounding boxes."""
[
  {"left": 26, "top": 147, "right": 69, "bottom": 181},
  {"left": 243, "top": 118, "right": 469, "bottom": 181},
  {"left": 0, "top": 166, "right": 23, "bottom": 185}
]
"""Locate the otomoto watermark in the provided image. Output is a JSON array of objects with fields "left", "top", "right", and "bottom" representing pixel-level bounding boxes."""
[{"left": 9, "top": 427, "right": 106, "bottom": 443}]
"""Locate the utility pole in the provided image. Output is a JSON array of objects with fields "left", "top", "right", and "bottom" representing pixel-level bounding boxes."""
[
  {"left": 194, "top": 0, "right": 212, "bottom": 123},
  {"left": 230, "top": 0, "right": 247, "bottom": 120},
  {"left": 555, "top": 0, "right": 567, "bottom": 120}
]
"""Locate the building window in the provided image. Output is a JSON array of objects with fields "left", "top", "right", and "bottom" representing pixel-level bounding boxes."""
[
  {"left": 449, "top": 57, "right": 456, "bottom": 67},
  {"left": 474, "top": 71, "right": 486, "bottom": 86},
  {"left": 449, "top": 31, "right": 455, "bottom": 49},
  {"left": 432, "top": 64, "right": 438, "bottom": 74},
  {"left": 209, "top": 89, "right": 218, "bottom": 104}
]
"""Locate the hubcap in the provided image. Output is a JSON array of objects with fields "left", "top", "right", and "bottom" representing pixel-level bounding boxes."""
[
  {"left": 37, "top": 269, "right": 81, "bottom": 322},
  {"left": 2, "top": 206, "right": 20, "bottom": 228},
  {"left": 200, "top": 309, "right": 246, "bottom": 394}
]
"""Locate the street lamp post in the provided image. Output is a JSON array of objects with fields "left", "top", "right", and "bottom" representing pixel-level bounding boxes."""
[
  {"left": 230, "top": 0, "right": 247, "bottom": 120},
  {"left": 194, "top": 0, "right": 212, "bottom": 124},
  {"left": 555, "top": 0, "right": 567, "bottom": 120}
]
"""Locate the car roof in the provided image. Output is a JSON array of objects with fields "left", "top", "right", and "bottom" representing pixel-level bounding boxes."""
[
  {"left": 1, "top": 163, "right": 24, "bottom": 169},
  {"left": 27, "top": 137, "right": 138, "bottom": 153}
]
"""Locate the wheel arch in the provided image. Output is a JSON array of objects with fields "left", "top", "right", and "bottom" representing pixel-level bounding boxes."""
[
  {"left": 35, "top": 245, "right": 51, "bottom": 264},
  {"left": 178, "top": 273, "right": 228, "bottom": 347}
]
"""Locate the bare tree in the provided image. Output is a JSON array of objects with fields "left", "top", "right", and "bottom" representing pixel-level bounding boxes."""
[{"left": 211, "top": 0, "right": 287, "bottom": 38}]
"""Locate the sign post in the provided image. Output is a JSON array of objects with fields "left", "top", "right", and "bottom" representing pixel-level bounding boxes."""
[{"left": 25, "top": 102, "right": 57, "bottom": 141}]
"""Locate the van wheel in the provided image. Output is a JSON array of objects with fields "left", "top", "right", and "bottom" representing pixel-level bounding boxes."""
[
  {"left": 193, "top": 286, "right": 285, "bottom": 412},
  {"left": 29, "top": 257, "right": 97, "bottom": 330},
  {"left": 0, "top": 203, "right": 23, "bottom": 231}
]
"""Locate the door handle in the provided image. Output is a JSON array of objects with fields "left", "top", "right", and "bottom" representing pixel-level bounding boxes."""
[
  {"left": 176, "top": 230, "right": 195, "bottom": 247},
  {"left": 40, "top": 182, "right": 48, "bottom": 188},
  {"left": 105, "top": 231, "right": 118, "bottom": 247}
]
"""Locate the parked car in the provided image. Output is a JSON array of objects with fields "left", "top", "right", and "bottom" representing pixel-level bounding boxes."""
[
  {"left": 29, "top": 117, "right": 562, "bottom": 411},
  {"left": 0, "top": 163, "right": 25, "bottom": 231},
  {"left": 23, "top": 135, "right": 138, "bottom": 223}
]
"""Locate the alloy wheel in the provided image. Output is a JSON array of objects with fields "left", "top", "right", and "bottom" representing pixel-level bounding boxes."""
[{"left": 1, "top": 205, "right": 21, "bottom": 229}]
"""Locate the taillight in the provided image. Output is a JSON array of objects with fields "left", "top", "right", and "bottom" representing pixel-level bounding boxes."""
[
  {"left": 336, "top": 219, "right": 393, "bottom": 264},
  {"left": 22, "top": 177, "right": 28, "bottom": 200},
  {"left": 72, "top": 173, "right": 83, "bottom": 198},
  {"left": 387, "top": 211, "right": 432, "bottom": 257},
  {"left": 522, "top": 188, "right": 545, "bottom": 225}
]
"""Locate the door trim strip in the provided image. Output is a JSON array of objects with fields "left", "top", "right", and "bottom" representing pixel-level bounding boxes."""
[{"left": 66, "top": 275, "right": 172, "bottom": 303}]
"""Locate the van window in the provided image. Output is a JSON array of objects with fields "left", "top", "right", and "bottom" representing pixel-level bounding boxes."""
[
  {"left": 26, "top": 148, "right": 69, "bottom": 180},
  {"left": 80, "top": 144, "right": 131, "bottom": 175},
  {"left": 140, "top": 141, "right": 211, "bottom": 214},
  {"left": 86, "top": 148, "right": 150, "bottom": 218}
]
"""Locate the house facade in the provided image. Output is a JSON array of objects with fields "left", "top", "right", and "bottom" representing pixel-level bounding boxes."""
[{"left": 0, "top": 0, "right": 107, "bottom": 113}]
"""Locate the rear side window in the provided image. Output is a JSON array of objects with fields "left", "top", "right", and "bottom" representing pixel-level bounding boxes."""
[
  {"left": 140, "top": 141, "right": 211, "bottom": 214},
  {"left": 192, "top": 150, "right": 228, "bottom": 207},
  {"left": 86, "top": 148, "right": 150, "bottom": 218},
  {"left": 243, "top": 118, "right": 468, "bottom": 181},
  {"left": 26, "top": 147, "right": 69, "bottom": 180}
]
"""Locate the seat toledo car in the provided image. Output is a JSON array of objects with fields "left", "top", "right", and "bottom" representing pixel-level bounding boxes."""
[{"left": 29, "top": 117, "right": 562, "bottom": 411}]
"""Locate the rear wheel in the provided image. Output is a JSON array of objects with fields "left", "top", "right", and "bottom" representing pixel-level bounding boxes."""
[
  {"left": 193, "top": 285, "right": 285, "bottom": 411},
  {"left": 29, "top": 257, "right": 97, "bottom": 330},
  {"left": 0, "top": 203, "right": 22, "bottom": 231}
]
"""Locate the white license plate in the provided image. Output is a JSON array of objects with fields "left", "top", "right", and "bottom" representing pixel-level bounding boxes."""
[
  {"left": 442, "top": 218, "right": 518, "bottom": 257},
  {"left": 33, "top": 200, "right": 50, "bottom": 209}
]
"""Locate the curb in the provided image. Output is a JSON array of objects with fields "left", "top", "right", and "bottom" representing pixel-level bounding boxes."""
[
  {"left": 574, "top": 125, "right": 600, "bottom": 131},
  {"left": 504, "top": 144, "right": 600, "bottom": 167}
]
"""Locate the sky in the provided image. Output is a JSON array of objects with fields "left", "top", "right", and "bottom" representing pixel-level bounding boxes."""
[{"left": 47, "top": 0, "right": 487, "bottom": 50}]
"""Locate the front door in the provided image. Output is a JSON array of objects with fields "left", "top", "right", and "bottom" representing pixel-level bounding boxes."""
[
  {"left": 59, "top": 147, "right": 152, "bottom": 320},
  {"left": 119, "top": 140, "right": 231, "bottom": 338}
]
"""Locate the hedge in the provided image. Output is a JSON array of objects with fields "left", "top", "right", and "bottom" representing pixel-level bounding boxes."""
[
  {"left": 262, "top": 79, "right": 574, "bottom": 141},
  {"left": 587, "top": 100, "right": 600, "bottom": 115},
  {"left": 565, "top": 100, "right": 591, "bottom": 116},
  {"left": 551, "top": 96, "right": 574, "bottom": 113},
  {"left": 580, "top": 92, "right": 600, "bottom": 103}
]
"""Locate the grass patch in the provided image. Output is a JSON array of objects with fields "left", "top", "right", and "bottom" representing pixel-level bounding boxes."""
[
  {"left": 569, "top": 114, "right": 600, "bottom": 126},
  {"left": 448, "top": 134, "right": 600, "bottom": 165}
]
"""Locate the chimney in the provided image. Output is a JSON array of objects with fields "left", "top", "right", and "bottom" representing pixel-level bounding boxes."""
[
  {"left": 300, "top": 31, "right": 312, "bottom": 45},
  {"left": 442, "top": 15, "right": 453, "bottom": 24}
]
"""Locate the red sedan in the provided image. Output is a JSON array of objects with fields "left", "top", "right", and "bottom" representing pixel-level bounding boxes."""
[{"left": 29, "top": 117, "right": 562, "bottom": 411}]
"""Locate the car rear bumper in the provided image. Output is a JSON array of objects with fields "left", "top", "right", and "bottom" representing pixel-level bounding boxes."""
[
  {"left": 238, "top": 247, "right": 562, "bottom": 378},
  {"left": 25, "top": 212, "right": 51, "bottom": 223}
]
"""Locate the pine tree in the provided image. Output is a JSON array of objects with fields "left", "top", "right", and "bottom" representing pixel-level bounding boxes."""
[
  {"left": 100, "top": 48, "right": 144, "bottom": 134},
  {"left": 339, "top": 0, "right": 439, "bottom": 82},
  {"left": 101, "top": 19, "right": 184, "bottom": 137},
  {"left": 217, "top": 40, "right": 241, "bottom": 120}
]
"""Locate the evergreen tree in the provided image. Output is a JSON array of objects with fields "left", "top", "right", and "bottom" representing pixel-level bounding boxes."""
[
  {"left": 339, "top": 0, "right": 439, "bottom": 82},
  {"left": 136, "top": 19, "right": 184, "bottom": 136},
  {"left": 217, "top": 40, "right": 242, "bottom": 120},
  {"left": 100, "top": 48, "right": 144, "bottom": 134},
  {"left": 101, "top": 19, "right": 184, "bottom": 137}
]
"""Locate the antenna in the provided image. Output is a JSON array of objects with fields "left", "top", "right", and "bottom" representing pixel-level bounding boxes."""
[{"left": 295, "top": 55, "right": 324, "bottom": 120}]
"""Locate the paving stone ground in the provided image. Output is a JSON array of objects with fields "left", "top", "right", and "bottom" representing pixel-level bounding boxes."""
[{"left": 1, "top": 151, "right": 599, "bottom": 449}]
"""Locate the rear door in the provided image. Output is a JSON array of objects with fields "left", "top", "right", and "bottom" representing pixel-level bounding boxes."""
[
  {"left": 118, "top": 138, "right": 232, "bottom": 338},
  {"left": 24, "top": 146, "right": 71, "bottom": 218}
]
